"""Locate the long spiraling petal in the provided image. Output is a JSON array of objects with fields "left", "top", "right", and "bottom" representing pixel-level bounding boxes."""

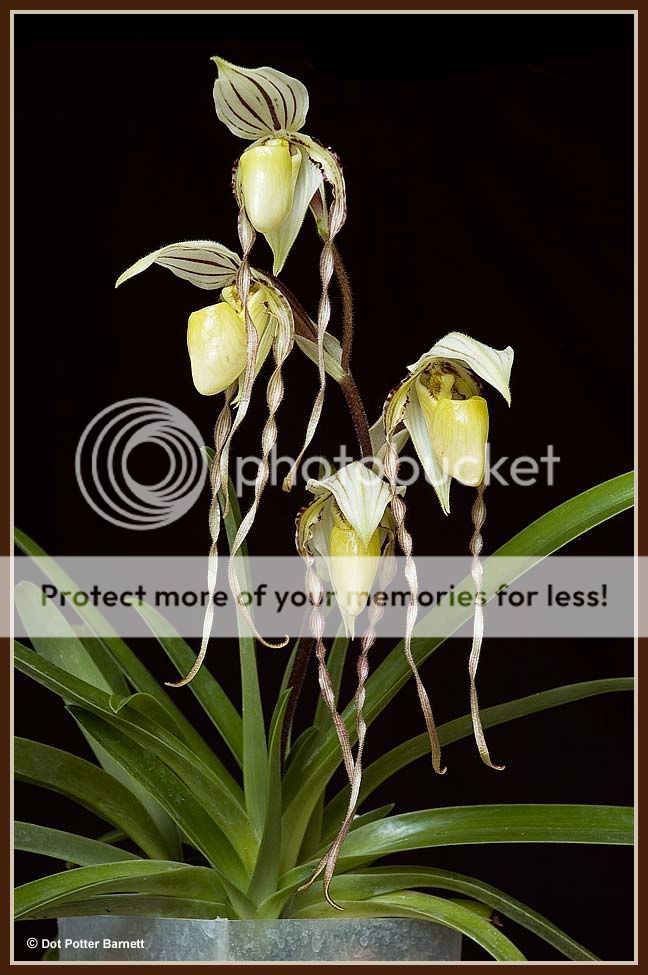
[
  {"left": 300, "top": 527, "right": 397, "bottom": 909},
  {"left": 303, "top": 555, "right": 356, "bottom": 785},
  {"left": 226, "top": 291, "right": 294, "bottom": 649},
  {"left": 468, "top": 484, "right": 505, "bottom": 771},
  {"left": 383, "top": 429, "right": 445, "bottom": 776},
  {"left": 282, "top": 135, "right": 347, "bottom": 490},
  {"left": 166, "top": 384, "right": 236, "bottom": 688}
]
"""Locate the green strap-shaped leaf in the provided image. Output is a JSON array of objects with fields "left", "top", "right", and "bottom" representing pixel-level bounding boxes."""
[
  {"left": 322, "top": 678, "right": 633, "bottom": 835},
  {"left": 26, "top": 894, "right": 230, "bottom": 920},
  {"left": 263, "top": 805, "right": 631, "bottom": 920},
  {"left": 15, "top": 582, "right": 118, "bottom": 692},
  {"left": 335, "top": 804, "right": 633, "bottom": 865},
  {"left": 14, "top": 646, "right": 250, "bottom": 851},
  {"left": 86, "top": 734, "right": 182, "bottom": 863},
  {"left": 75, "top": 629, "right": 130, "bottom": 696},
  {"left": 14, "top": 587, "right": 184, "bottom": 861},
  {"left": 15, "top": 582, "right": 128, "bottom": 697},
  {"left": 68, "top": 708, "right": 252, "bottom": 903},
  {"left": 14, "top": 527, "right": 227, "bottom": 781},
  {"left": 108, "top": 689, "right": 189, "bottom": 737},
  {"left": 292, "top": 866, "right": 597, "bottom": 960},
  {"left": 281, "top": 473, "right": 634, "bottom": 868},
  {"left": 315, "top": 804, "right": 395, "bottom": 855},
  {"left": 201, "top": 461, "right": 269, "bottom": 833},
  {"left": 285, "top": 727, "right": 318, "bottom": 770},
  {"left": 219, "top": 480, "right": 268, "bottom": 835},
  {"left": 294, "top": 889, "right": 525, "bottom": 960},
  {"left": 127, "top": 597, "right": 243, "bottom": 766},
  {"left": 14, "top": 822, "right": 140, "bottom": 866},
  {"left": 15, "top": 860, "right": 201, "bottom": 919},
  {"left": 256, "top": 863, "right": 312, "bottom": 919},
  {"left": 275, "top": 635, "right": 302, "bottom": 759},
  {"left": 14, "top": 738, "right": 170, "bottom": 860},
  {"left": 16, "top": 858, "right": 226, "bottom": 923},
  {"left": 259, "top": 804, "right": 631, "bottom": 923},
  {"left": 247, "top": 690, "right": 291, "bottom": 906}
]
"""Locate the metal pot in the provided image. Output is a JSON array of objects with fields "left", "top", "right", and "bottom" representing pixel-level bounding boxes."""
[{"left": 58, "top": 915, "right": 462, "bottom": 962}]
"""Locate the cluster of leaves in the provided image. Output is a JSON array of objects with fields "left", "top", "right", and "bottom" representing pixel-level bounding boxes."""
[{"left": 14, "top": 471, "right": 633, "bottom": 960}]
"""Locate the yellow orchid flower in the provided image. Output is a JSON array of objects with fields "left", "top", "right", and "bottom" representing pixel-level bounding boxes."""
[
  {"left": 212, "top": 56, "right": 345, "bottom": 275},
  {"left": 187, "top": 285, "right": 271, "bottom": 396},
  {"left": 296, "top": 461, "right": 393, "bottom": 638},
  {"left": 239, "top": 138, "right": 302, "bottom": 234},
  {"left": 385, "top": 332, "right": 514, "bottom": 513}
]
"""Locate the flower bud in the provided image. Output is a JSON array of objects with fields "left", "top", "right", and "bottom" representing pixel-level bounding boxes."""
[
  {"left": 240, "top": 138, "right": 301, "bottom": 233},
  {"left": 329, "top": 505, "right": 381, "bottom": 628},
  {"left": 419, "top": 387, "right": 489, "bottom": 487}
]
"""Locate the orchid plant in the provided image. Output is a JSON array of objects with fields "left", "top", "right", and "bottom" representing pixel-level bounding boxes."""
[{"left": 14, "top": 57, "right": 633, "bottom": 961}]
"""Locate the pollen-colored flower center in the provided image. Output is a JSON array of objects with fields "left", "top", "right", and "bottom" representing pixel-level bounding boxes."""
[{"left": 424, "top": 365, "right": 469, "bottom": 402}]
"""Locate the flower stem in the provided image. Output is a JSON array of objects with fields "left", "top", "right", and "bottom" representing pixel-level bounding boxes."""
[
  {"left": 271, "top": 278, "right": 317, "bottom": 342},
  {"left": 272, "top": 274, "right": 372, "bottom": 459},
  {"left": 332, "top": 244, "right": 354, "bottom": 373},
  {"left": 281, "top": 635, "right": 314, "bottom": 763},
  {"left": 340, "top": 374, "right": 372, "bottom": 458},
  {"left": 331, "top": 245, "right": 373, "bottom": 457}
]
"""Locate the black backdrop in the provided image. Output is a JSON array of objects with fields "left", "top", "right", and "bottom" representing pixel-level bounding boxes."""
[{"left": 14, "top": 13, "right": 634, "bottom": 962}]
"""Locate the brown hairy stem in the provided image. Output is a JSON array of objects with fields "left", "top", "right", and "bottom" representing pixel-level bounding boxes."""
[
  {"left": 272, "top": 274, "right": 372, "bottom": 459},
  {"left": 332, "top": 244, "right": 354, "bottom": 373},
  {"left": 331, "top": 245, "right": 374, "bottom": 457},
  {"left": 340, "top": 374, "right": 372, "bottom": 459},
  {"left": 281, "top": 634, "right": 314, "bottom": 763},
  {"left": 270, "top": 278, "right": 318, "bottom": 342}
]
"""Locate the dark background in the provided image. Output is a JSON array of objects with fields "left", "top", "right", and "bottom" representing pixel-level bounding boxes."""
[{"left": 14, "top": 13, "right": 634, "bottom": 962}]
